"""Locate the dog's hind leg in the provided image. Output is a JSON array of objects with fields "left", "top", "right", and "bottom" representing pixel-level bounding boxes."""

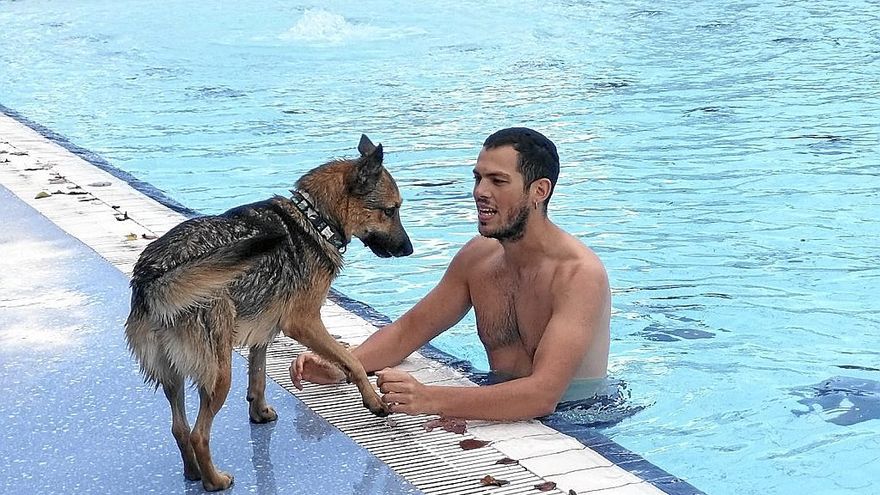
[
  {"left": 189, "top": 302, "right": 236, "bottom": 492},
  {"left": 246, "top": 343, "right": 278, "bottom": 423},
  {"left": 162, "top": 377, "right": 201, "bottom": 481},
  {"left": 190, "top": 351, "right": 234, "bottom": 492},
  {"left": 126, "top": 313, "right": 202, "bottom": 481}
]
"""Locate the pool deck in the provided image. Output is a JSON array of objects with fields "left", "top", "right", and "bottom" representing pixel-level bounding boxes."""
[{"left": 0, "top": 111, "right": 703, "bottom": 495}]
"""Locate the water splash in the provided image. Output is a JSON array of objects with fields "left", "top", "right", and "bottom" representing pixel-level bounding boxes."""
[
  {"left": 549, "top": 379, "right": 651, "bottom": 428},
  {"left": 279, "top": 9, "right": 422, "bottom": 45}
]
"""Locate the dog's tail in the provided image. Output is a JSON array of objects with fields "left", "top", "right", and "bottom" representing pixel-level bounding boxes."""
[{"left": 132, "top": 233, "right": 284, "bottom": 327}]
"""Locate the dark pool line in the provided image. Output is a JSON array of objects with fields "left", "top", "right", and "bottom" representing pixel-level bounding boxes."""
[
  {"left": 6, "top": 103, "right": 705, "bottom": 495},
  {"left": 0, "top": 103, "right": 200, "bottom": 218}
]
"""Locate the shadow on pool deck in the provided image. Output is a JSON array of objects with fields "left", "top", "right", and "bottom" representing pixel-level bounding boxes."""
[{"left": 0, "top": 185, "right": 421, "bottom": 494}]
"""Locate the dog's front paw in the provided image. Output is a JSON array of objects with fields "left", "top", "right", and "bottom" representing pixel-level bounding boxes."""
[
  {"left": 364, "top": 397, "right": 391, "bottom": 417},
  {"left": 249, "top": 403, "right": 278, "bottom": 423},
  {"left": 202, "top": 471, "right": 234, "bottom": 492}
]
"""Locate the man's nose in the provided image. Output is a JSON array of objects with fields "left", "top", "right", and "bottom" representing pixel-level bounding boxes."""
[{"left": 473, "top": 182, "right": 489, "bottom": 200}]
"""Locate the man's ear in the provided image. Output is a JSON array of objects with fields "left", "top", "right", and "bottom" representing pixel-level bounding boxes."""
[{"left": 531, "top": 177, "right": 552, "bottom": 203}]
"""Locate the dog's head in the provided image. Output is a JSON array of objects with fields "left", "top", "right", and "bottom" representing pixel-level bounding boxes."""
[{"left": 345, "top": 134, "right": 413, "bottom": 258}]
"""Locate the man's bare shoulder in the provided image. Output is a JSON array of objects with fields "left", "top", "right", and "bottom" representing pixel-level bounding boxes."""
[
  {"left": 551, "top": 232, "right": 609, "bottom": 294},
  {"left": 451, "top": 235, "right": 501, "bottom": 267}
]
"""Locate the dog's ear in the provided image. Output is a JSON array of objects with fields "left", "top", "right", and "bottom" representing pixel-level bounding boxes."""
[
  {"left": 358, "top": 134, "right": 378, "bottom": 157},
  {"left": 350, "top": 135, "right": 384, "bottom": 195}
]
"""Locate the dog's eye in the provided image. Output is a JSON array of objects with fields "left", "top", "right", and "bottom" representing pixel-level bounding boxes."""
[{"left": 382, "top": 207, "right": 396, "bottom": 218}]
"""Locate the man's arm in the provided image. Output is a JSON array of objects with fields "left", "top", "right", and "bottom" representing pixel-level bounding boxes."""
[
  {"left": 377, "top": 262, "right": 610, "bottom": 420},
  {"left": 292, "top": 238, "right": 480, "bottom": 386},
  {"left": 350, "top": 255, "right": 472, "bottom": 372}
]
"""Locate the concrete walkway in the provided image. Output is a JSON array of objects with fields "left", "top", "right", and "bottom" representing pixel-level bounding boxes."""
[{"left": 0, "top": 184, "right": 421, "bottom": 494}]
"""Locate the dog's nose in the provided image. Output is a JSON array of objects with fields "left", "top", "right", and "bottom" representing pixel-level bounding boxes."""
[{"left": 395, "top": 238, "right": 413, "bottom": 257}]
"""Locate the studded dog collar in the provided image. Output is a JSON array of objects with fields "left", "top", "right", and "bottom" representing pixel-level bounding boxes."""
[{"left": 289, "top": 190, "right": 347, "bottom": 252}]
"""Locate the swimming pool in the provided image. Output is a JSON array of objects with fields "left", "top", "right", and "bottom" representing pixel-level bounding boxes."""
[{"left": 1, "top": 1, "right": 878, "bottom": 494}]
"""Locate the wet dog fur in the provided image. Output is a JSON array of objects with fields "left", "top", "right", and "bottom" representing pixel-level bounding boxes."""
[{"left": 125, "top": 135, "right": 412, "bottom": 491}]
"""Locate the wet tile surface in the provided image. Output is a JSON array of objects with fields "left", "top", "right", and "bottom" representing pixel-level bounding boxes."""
[{"left": 0, "top": 185, "right": 421, "bottom": 495}]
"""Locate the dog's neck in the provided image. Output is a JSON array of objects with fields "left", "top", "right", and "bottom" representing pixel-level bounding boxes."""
[{"left": 289, "top": 190, "right": 347, "bottom": 252}]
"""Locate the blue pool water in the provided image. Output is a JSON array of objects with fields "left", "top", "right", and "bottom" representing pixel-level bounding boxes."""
[{"left": 2, "top": 1, "right": 879, "bottom": 494}]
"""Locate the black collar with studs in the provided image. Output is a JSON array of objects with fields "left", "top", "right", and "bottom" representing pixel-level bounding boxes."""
[{"left": 289, "top": 189, "right": 347, "bottom": 252}]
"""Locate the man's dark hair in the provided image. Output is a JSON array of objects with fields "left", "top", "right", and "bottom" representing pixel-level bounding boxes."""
[{"left": 482, "top": 127, "right": 560, "bottom": 206}]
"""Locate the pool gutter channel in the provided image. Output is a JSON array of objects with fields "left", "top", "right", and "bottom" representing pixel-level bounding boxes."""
[{"left": 0, "top": 110, "right": 700, "bottom": 495}]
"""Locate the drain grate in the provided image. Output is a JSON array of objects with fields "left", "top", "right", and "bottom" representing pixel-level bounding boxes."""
[{"left": 237, "top": 335, "right": 564, "bottom": 495}]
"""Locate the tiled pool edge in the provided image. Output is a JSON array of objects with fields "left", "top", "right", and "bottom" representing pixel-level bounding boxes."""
[
  {"left": 0, "top": 103, "right": 198, "bottom": 218},
  {"left": 0, "top": 108, "right": 704, "bottom": 495},
  {"left": 328, "top": 289, "right": 705, "bottom": 495}
]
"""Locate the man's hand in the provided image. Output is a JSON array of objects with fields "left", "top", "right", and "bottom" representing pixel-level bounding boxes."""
[
  {"left": 290, "top": 352, "right": 346, "bottom": 390},
  {"left": 376, "top": 368, "right": 436, "bottom": 415}
]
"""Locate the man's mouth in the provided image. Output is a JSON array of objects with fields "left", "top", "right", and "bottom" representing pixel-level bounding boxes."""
[{"left": 477, "top": 206, "right": 496, "bottom": 222}]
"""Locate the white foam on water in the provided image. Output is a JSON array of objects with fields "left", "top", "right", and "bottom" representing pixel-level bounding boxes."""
[{"left": 279, "top": 9, "right": 423, "bottom": 45}]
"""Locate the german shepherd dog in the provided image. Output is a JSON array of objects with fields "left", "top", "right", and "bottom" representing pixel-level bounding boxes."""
[{"left": 125, "top": 135, "right": 412, "bottom": 491}]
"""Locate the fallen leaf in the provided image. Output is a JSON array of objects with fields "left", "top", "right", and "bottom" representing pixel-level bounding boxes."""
[
  {"left": 480, "top": 475, "right": 509, "bottom": 487},
  {"left": 495, "top": 457, "right": 519, "bottom": 465},
  {"left": 124, "top": 233, "right": 138, "bottom": 241},
  {"left": 141, "top": 233, "right": 157, "bottom": 240},
  {"left": 459, "top": 439, "right": 490, "bottom": 450},
  {"left": 34, "top": 191, "right": 51, "bottom": 199},
  {"left": 423, "top": 417, "right": 467, "bottom": 434},
  {"left": 535, "top": 481, "right": 557, "bottom": 491}
]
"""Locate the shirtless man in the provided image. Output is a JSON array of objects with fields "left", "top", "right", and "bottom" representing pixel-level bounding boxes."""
[{"left": 291, "top": 127, "right": 610, "bottom": 421}]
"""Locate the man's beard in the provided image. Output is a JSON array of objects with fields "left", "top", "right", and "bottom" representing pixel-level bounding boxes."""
[{"left": 483, "top": 199, "right": 530, "bottom": 243}]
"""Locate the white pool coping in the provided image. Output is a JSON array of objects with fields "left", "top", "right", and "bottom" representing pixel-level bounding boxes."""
[{"left": 0, "top": 111, "right": 689, "bottom": 495}]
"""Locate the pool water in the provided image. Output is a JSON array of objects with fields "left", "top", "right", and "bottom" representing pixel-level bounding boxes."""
[{"left": 2, "top": 1, "right": 878, "bottom": 494}]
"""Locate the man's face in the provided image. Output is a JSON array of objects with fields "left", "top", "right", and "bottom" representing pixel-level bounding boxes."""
[{"left": 472, "top": 145, "right": 531, "bottom": 242}]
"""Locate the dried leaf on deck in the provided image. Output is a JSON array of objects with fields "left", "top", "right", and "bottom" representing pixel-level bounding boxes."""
[
  {"left": 459, "top": 439, "right": 490, "bottom": 450},
  {"left": 34, "top": 191, "right": 51, "bottom": 199},
  {"left": 495, "top": 457, "right": 519, "bottom": 465},
  {"left": 479, "top": 475, "right": 509, "bottom": 487},
  {"left": 423, "top": 417, "right": 467, "bottom": 434},
  {"left": 535, "top": 481, "right": 557, "bottom": 491}
]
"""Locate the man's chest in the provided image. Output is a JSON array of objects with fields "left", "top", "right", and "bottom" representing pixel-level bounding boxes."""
[{"left": 469, "top": 268, "right": 552, "bottom": 351}]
